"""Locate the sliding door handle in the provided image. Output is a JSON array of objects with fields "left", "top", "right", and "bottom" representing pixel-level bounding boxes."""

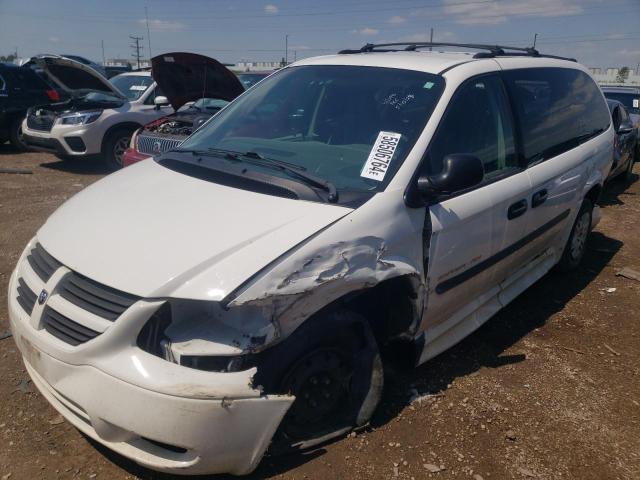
[
  {"left": 507, "top": 199, "right": 528, "bottom": 220},
  {"left": 532, "top": 189, "right": 548, "bottom": 208}
]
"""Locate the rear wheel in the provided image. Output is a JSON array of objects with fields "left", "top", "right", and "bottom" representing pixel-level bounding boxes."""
[
  {"left": 257, "top": 310, "right": 384, "bottom": 453},
  {"left": 624, "top": 150, "right": 636, "bottom": 181},
  {"left": 103, "top": 128, "right": 133, "bottom": 170},
  {"left": 9, "top": 117, "right": 28, "bottom": 152},
  {"left": 557, "top": 199, "right": 593, "bottom": 272}
]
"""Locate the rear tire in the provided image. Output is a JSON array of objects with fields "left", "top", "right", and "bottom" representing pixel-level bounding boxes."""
[
  {"left": 256, "top": 310, "right": 384, "bottom": 453},
  {"left": 102, "top": 128, "right": 133, "bottom": 170},
  {"left": 624, "top": 150, "right": 636, "bottom": 182},
  {"left": 9, "top": 117, "right": 28, "bottom": 152},
  {"left": 557, "top": 199, "right": 593, "bottom": 272}
]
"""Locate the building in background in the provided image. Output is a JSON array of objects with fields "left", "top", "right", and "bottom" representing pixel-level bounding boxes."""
[{"left": 590, "top": 66, "right": 640, "bottom": 86}]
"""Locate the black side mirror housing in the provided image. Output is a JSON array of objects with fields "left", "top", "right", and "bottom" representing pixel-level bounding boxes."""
[
  {"left": 617, "top": 123, "right": 634, "bottom": 135},
  {"left": 417, "top": 154, "right": 484, "bottom": 199}
]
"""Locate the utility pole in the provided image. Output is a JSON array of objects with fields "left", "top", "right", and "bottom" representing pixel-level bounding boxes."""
[
  {"left": 101, "top": 40, "right": 105, "bottom": 66},
  {"left": 429, "top": 28, "right": 434, "bottom": 51},
  {"left": 145, "top": 6, "right": 152, "bottom": 61},
  {"left": 533, "top": 33, "right": 538, "bottom": 49},
  {"left": 285, "top": 34, "right": 289, "bottom": 65},
  {"left": 129, "top": 35, "right": 144, "bottom": 69}
]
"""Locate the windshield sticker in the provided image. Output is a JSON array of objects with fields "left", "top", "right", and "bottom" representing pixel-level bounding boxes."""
[
  {"left": 361, "top": 131, "right": 401, "bottom": 182},
  {"left": 423, "top": 81, "right": 435, "bottom": 89},
  {"left": 130, "top": 85, "right": 147, "bottom": 91},
  {"left": 163, "top": 56, "right": 175, "bottom": 62},
  {"left": 634, "top": 99, "right": 639, "bottom": 109}
]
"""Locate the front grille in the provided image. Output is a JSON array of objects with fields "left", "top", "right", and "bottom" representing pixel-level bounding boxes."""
[
  {"left": 16, "top": 278, "right": 37, "bottom": 314},
  {"left": 41, "top": 307, "right": 100, "bottom": 346},
  {"left": 58, "top": 272, "right": 139, "bottom": 321},
  {"left": 137, "top": 134, "right": 183, "bottom": 155},
  {"left": 27, "top": 243, "right": 61, "bottom": 282},
  {"left": 26, "top": 113, "right": 55, "bottom": 132}
]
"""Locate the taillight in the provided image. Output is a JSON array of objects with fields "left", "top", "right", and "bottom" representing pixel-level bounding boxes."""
[{"left": 46, "top": 89, "right": 60, "bottom": 102}]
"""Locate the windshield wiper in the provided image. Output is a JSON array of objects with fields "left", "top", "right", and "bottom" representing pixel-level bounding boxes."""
[
  {"left": 172, "top": 148, "right": 338, "bottom": 202},
  {"left": 239, "top": 151, "right": 338, "bottom": 202}
]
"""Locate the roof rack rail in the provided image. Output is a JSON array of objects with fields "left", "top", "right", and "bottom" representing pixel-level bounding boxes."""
[{"left": 337, "top": 42, "right": 576, "bottom": 62}]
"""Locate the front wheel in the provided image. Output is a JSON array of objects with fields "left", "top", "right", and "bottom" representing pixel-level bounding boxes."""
[
  {"left": 256, "top": 310, "right": 384, "bottom": 453},
  {"left": 103, "top": 128, "right": 133, "bottom": 170},
  {"left": 9, "top": 117, "right": 28, "bottom": 152},
  {"left": 557, "top": 199, "right": 593, "bottom": 272},
  {"left": 624, "top": 150, "right": 636, "bottom": 182}
]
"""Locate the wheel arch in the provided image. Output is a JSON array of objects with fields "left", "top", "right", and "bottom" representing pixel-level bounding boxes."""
[{"left": 100, "top": 121, "right": 142, "bottom": 151}]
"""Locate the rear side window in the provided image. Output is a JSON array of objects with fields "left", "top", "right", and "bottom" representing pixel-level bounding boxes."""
[
  {"left": 7, "top": 67, "right": 50, "bottom": 91},
  {"left": 504, "top": 68, "right": 610, "bottom": 165}
]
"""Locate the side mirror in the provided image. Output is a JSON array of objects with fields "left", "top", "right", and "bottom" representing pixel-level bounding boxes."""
[
  {"left": 153, "top": 95, "right": 169, "bottom": 108},
  {"left": 417, "top": 154, "right": 484, "bottom": 198}
]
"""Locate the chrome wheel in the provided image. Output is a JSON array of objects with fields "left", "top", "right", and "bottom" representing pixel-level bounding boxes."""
[
  {"left": 113, "top": 136, "right": 129, "bottom": 166},
  {"left": 570, "top": 210, "right": 590, "bottom": 260}
]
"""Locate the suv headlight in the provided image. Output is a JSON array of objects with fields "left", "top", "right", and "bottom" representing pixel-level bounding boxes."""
[
  {"left": 137, "top": 300, "right": 276, "bottom": 373},
  {"left": 58, "top": 110, "right": 103, "bottom": 125}
]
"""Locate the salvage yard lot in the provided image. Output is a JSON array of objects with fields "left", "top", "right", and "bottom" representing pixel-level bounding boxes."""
[{"left": 0, "top": 145, "right": 639, "bottom": 480}]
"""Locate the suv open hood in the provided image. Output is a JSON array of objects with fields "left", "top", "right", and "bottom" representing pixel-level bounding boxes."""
[
  {"left": 27, "top": 55, "right": 124, "bottom": 98},
  {"left": 151, "top": 52, "right": 245, "bottom": 110},
  {"left": 37, "top": 160, "right": 351, "bottom": 301}
]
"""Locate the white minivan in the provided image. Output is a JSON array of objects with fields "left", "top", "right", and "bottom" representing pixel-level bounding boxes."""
[{"left": 8, "top": 44, "right": 613, "bottom": 476}]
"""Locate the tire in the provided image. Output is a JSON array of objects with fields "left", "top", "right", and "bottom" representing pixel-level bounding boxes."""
[
  {"left": 256, "top": 310, "right": 384, "bottom": 453},
  {"left": 557, "top": 199, "right": 593, "bottom": 272},
  {"left": 102, "top": 128, "right": 133, "bottom": 170},
  {"left": 9, "top": 117, "right": 28, "bottom": 152},
  {"left": 624, "top": 150, "right": 636, "bottom": 182}
]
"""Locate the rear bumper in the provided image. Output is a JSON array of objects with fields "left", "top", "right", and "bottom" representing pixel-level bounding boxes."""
[{"left": 7, "top": 250, "right": 294, "bottom": 476}]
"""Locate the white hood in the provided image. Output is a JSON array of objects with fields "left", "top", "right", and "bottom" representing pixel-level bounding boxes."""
[{"left": 37, "top": 160, "right": 352, "bottom": 300}]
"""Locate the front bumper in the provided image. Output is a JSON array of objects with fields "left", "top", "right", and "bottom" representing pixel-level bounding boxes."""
[
  {"left": 22, "top": 118, "right": 102, "bottom": 157},
  {"left": 7, "top": 244, "right": 293, "bottom": 476}
]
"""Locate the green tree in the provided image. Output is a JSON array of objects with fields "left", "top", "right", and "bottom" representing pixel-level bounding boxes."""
[{"left": 616, "top": 66, "right": 630, "bottom": 83}]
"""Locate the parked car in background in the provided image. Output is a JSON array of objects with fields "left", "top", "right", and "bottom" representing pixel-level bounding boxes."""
[
  {"left": 8, "top": 44, "right": 613, "bottom": 476},
  {"left": 123, "top": 52, "right": 244, "bottom": 166},
  {"left": 237, "top": 71, "right": 271, "bottom": 89},
  {"left": 104, "top": 65, "right": 132, "bottom": 79},
  {"left": 0, "top": 62, "right": 65, "bottom": 150},
  {"left": 21, "top": 55, "right": 172, "bottom": 168},
  {"left": 606, "top": 99, "right": 637, "bottom": 181},
  {"left": 601, "top": 86, "right": 640, "bottom": 125}
]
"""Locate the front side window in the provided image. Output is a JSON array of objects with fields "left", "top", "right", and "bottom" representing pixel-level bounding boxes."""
[
  {"left": 504, "top": 68, "right": 610, "bottom": 164},
  {"left": 423, "top": 74, "right": 517, "bottom": 179},
  {"left": 177, "top": 65, "right": 445, "bottom": 192},
  {"left": 110, "top": 75, "right": 153, "bottom": 101}
]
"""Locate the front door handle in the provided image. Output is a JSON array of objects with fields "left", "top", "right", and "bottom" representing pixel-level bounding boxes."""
[
  {"left": 532, "top": 189, "right": 548, "bottom": 208},
  {"left": 507, "top": 199, "right": 528, "bottom": 220}
]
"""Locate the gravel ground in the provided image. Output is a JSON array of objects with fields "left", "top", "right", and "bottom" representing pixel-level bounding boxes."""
[{"left": 0, "top": 145, "right": 639, "bottom": 480}]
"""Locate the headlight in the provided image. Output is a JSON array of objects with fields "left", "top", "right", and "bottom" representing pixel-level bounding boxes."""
[
  {"left": 58, "top": 110, "right": 103, "bottom": 125},
  {"left": 137, "top": 300, "right": 275, "bottom": 373}
]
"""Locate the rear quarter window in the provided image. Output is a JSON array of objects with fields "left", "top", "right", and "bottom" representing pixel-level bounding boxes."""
[{"left": 504, "top": 68, "right": 610, "bottom": 164}]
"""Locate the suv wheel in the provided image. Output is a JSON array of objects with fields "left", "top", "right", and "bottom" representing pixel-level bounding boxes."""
[
  {"left": 103, "top": 128, "right": 133, "bottom": 170},
  {"left": 9, "top": 117, "right": 28, "bottom": 152},
  {"left": 558, "top": 199, "right": 593, "bottom": 271},
  {"left": 257, "top": 310, "right": 384, "bottom": 453},
  {"left": 624, "top": 151, "right": 636, "bottom": 182}
]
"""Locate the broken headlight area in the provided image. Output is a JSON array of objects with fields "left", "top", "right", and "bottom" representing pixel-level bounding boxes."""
[{"left": 136, "top": 300, "right": 275, "bottom": 373}]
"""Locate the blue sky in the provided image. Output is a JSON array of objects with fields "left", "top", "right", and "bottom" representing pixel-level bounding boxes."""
[{"left": 1, "top": 0, "right": 639, "bottom": 69}]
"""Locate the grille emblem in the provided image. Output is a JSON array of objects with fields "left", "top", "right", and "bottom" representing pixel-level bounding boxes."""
[
  {"left": 153, "top": 141, "right": 162, "bottom": 153},
  {"left": 38, "top": 289, "right": 49, "bottom": 305}
]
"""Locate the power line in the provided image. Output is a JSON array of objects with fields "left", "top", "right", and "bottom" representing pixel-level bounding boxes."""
[{"left": 129, "top": 35, "right": 144, "bottom": 69}]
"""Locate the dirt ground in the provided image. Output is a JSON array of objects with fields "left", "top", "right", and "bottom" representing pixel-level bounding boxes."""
[{"left": 0, "top": 144, "right": 639, "bottom": 480}]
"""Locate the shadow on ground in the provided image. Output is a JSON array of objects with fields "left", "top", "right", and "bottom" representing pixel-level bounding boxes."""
[
  {"left": 599, "top": 171, "right": 638, "bottom": 207},
  {"left": 39, "top": 156, "right": 112, "bottom": 175}
]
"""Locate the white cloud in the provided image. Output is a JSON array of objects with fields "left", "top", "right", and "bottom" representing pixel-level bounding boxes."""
[
  {"left": 352, "top": 27, "right": 379, "bottom": 36},
  {"left": 139, "top": 19, "right": 185, "bottom": 32},
  {"left": 443, "top": 0, "right": 583, "bottom": 25},
  {"left": 389, "top": 15, "right": 406, "bottom": 24},
  {"left": 617, "top": 49, "right": 640, "bottom": 58},
  {"left": 264, "top": 4, "right": 278, "bottom": 14},
  {"left": 290, "top": 45, "right": 311, "bottom": 50},
  {"left": 48, "top": 36, "right": 60, "bottom": 43}
]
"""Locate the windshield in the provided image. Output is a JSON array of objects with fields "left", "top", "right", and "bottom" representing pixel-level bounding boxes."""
[
  {"left": 237, "top": 73, "right": 269, "bottom": 89},
  {"left": 110, "top": 75, "right": 153, "bottom": 101},
  {"left": 603, "top": 91, "right": 640, "bottom": 116},
  {"left": 192, "top": 97, "right": 229, "bottom": 110},
  {"left": 178, "top": 65, "right": 445, "bottom": 193}
]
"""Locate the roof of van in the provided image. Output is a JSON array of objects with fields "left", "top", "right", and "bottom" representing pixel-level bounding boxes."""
[{"left": 293, "top": 50, "right": 580, "bottom": 75}]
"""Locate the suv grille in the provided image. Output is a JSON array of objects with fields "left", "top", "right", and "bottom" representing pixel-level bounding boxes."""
[
  {"left": 59, "top": 272, "right": 139, "bottom": 321},
  {"left": 41, "top": 307, "right": 100, "bottom": 346},
  {"left": 26, "top": 112, "right": 55, "bottom": 132},
  {"left": 137, "top": 134, "right": 183, "bottom": 155},
  {"left": 14, "top": 243, "right": 140, "bottom": 346}
]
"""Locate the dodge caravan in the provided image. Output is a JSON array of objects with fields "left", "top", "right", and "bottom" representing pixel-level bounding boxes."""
[{"left": 8, "top": 43, "right": 613, "bottom": 476}]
